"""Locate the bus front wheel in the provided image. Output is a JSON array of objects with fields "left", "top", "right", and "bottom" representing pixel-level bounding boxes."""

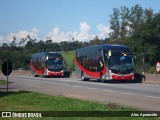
[
  {"left": 33, "top": 71, "right": 39, "bottom": 77},
  {"left": 100, "top": 74, "right": 105, "bottom": 83},
  {"left": 81, "top": 72, "right": 89, "bottom": 81}
]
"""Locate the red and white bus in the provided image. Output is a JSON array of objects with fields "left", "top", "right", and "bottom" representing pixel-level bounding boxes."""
[
  {"left": 75, "top": 44, "right": 134, "bottom": 82},
  {"left": 31, "top": 52, "right": 65, "bottom": 77}
]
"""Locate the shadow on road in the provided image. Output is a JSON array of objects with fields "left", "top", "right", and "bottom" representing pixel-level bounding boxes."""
[
  {"left": 63, "top": 71, "right": 72, "bottom": 78},
  {"left": 133, "top": 73, "right": 145, "bottom": 83}
]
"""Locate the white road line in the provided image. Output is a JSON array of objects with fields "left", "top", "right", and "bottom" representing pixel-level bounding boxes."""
[{"left": 138, "top": 83, "right": 160, "bottom": 87}]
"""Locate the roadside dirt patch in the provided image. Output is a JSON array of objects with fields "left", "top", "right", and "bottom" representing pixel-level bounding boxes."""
[{"left": 144, "top": 73, "right": 160, "bottom": 84}]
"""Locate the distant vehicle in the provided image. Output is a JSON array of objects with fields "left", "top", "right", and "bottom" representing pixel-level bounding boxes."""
[
  {"left": 75, "top": 44, "right": 134, "bottom": 82},
  {"left": 18, "top": 68, "right": 25, "bottom": 71},
  {"left": 30, "top": 52, "right": 65, "bottom": 77}
]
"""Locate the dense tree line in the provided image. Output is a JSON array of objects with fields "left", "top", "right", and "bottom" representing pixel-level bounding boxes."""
[
  {"left": 0, "top": 4, "right": 160, "bottom": 73},
  {"left": 0, "top": 36, "right": 109, "bottom": 70},
  {"left": 109, "top": 5, "right": 160, "bottom": 72}
]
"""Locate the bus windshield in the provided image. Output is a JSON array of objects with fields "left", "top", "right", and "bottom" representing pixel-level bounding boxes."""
[
  {"left": 108, "top": 52, "right": 134, "bottom": 72},
  {"left": 47, "top": 59, "right": 63, "bottom": 70}
]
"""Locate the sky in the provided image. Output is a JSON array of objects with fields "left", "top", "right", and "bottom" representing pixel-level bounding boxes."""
[{"left": 0, "top": 0, "right": 160, "bottom": 45}]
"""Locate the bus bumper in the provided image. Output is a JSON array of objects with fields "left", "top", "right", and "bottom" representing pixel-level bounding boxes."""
[
  {"left": 111, "top": 73, "right": 134, "bottom": 80},
  {"left": 47, "top": 71, "right": 64, "bottom": 77}
]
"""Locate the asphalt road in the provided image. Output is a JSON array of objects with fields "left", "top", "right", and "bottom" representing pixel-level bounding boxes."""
[{"left": 1, "top": 74, "right": 160, "bottom": 111}]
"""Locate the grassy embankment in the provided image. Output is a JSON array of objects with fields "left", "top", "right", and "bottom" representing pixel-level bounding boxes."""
[{"left": 0, "top": 91, "right": 159, "bottom": 120}]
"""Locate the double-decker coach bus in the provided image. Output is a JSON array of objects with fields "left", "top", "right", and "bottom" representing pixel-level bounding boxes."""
[
  {"left": 75, "top": 44, "right": 134, "bottom": 82},
  {"left": 31, "top": 52, "right": 65, "bottom": 77}
]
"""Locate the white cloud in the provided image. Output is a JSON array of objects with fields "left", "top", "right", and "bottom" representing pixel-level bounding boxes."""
[
  {"left": 47, "top": 22, "right": 95, "bottom": 42},
  {"left": 97, "top": 24, "right": 111, "bottom": 39},
  {"left": 0, "top": 35, "right": 4, "bottom": 41},
  {"left": 0, "top": 22, "right": 111, "bottom": 45},
  {"left": 0, "top": 28, "right": 39, "bottom": 45},
  {"left": 47, "top": 27, "right": 69, "bottom": 42},
  {"left": 80, "top": 22, "right": 90, "bottom": 33}
]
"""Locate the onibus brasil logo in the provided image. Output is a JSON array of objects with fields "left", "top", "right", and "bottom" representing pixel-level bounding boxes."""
[{"left": 1, "top": 112, "right": 42, "bottom": 118}]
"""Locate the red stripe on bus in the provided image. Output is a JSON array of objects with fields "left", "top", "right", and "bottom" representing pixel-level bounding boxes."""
[
  {"left": 31, "top": 63, "right": 46, "bottom": 75},
  {"left": 75, "top": 58, "right": 106, "bottom": 78}
]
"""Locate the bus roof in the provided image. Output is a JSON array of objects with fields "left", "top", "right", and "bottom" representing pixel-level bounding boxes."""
[
  {"left": 102, "top": 44, "right": 130, "bottom": 51},
  {"left": 76, "top": 44, "right": 130, "bottom": 52},
  {"left": 31, "top": 52, "right": 62, "bottom": 58}
]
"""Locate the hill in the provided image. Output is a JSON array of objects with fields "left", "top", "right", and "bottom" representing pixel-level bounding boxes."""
[{"left": 60, "top": 50, "right": 75, "bottom": 71}]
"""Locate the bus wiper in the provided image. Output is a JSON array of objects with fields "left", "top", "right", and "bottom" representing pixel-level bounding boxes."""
[
  {"left": 120, "top": 56, "right": 129, "bottom": 72},
  {"left": 121, "top": 60, "right": 129, "bottom": 72}
]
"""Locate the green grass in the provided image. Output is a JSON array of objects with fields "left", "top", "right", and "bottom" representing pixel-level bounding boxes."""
[
  {"left": 0, "top": 80, "right": 12, "bottom": 85},
  {"left": 60, "top": 50, "right": 75, "bottom": 71},
  {"left": 0, "top": 91, "right": 129, "bottom": 111},
  {"left": 0, "top": 91, "right": 159, "bottom": 120},
  {"left": 0, "top": 80, "right": 7, "bottom": 84}
]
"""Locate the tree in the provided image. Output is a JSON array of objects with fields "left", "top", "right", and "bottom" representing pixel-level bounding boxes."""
[
  {"left": 109, "top": 5, "right": 154, "bottom": 40},
  {"left": 109, "top": 8, "right": 120, "bottom": 40},
  {"left": 25, "top": 35, "right": 37, "bottom": 52},
  {"left": 45, "top": 39, "right": 52, "bottom": 45},
  {"left": 45, "top": 39, "right": 52, "bottom": 52},
  {"left": 10, "top": 36, "right": 17, "bottom": 46},
  {"left": 60, "top": 41, "right": 69, "bottom": 51},
  {"left": 51, "top": 43, "right": 61, "bottom": 51},
  {"left": 35, "top": 40, "right": 45, "bottom": 52},
  {"left": 90, "top": 36, "right": 103, "bottom": 45},
  {"left": 25, "top": 40, "right": 34, "bottom": 50},
  {"left": 2, "top": 43, "right": 9, "bottom": 50},
  {"left": 129, "top": 5, "right": 144, "bottom": 29},
  {"left": 19, "top": 38, "right": 27, "bottom": 46},
  {"left": 109, "top": 4, "right": 159, "bottom": 71},
  {"left": 119, "top": 6, "right": 130, "bottom": 39},
  {"left": 130, "top": 12, "right": 160, "bottom": 66}
]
